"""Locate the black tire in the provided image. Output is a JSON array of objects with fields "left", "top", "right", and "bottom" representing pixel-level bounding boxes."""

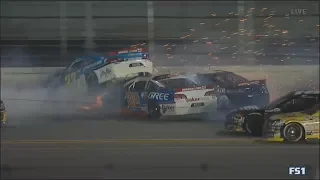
[
  {"left": 243, "top": 114, "right": 264, "bottom": 136},
  {"left": 282, "top": 123, "right": 305, "bottom": 142},
  {"left": 147, "top": 101, "right": 161, "bottom": 119}
]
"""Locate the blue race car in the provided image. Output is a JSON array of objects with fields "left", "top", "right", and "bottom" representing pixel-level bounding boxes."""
[
  {"left": 186, "top": 70, "right": 270, "bottom": 110},
  {"left": 43, "top": 48, "right": 153, "bottom": 94}
]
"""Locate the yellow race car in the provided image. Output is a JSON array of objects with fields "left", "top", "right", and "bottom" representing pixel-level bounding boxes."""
[
  {"left": 264, "top": 104, "right": 319, "bottom": 142},
  {"left": 0, "top": 100, "right": 7, "bottom": 126}
]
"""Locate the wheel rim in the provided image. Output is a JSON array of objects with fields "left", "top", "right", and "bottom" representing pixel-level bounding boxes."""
[{"left": 284, "top": 124, "right": 303, "bottom": 142}]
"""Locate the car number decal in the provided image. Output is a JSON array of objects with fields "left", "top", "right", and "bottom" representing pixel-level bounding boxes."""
[
  {"left": 65, "top": 72, "right": 76, "bottom": 85},
  {"left": 126, "top": 92, "right": 140, "bottom": 107}
]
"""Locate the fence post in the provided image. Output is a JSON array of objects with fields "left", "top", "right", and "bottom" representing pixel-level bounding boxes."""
[
  {"left": 60, "top": 1, "right": 67, "bottom": 61},
  {"left": 147, "top": 1, "right": 155, "bottom": 58},
  {"left": 237, "top": 1, "right": 255, "bottom": 65},
  {"left": 85, "top": 1, "right": 94, "bottom": 53}
]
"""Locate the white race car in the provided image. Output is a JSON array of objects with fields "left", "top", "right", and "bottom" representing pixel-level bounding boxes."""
[{"left": 119, "top": 73, "right": 218, "bottom": 119}]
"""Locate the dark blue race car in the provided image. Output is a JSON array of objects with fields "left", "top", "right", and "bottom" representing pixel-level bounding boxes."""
[{"left": 187, "top": 70, "right": 270, "bottom": 110}]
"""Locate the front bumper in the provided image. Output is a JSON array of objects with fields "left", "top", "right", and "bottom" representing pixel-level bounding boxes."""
[
  {"left": 224, "top": 113, "right": 245, "bottom": 132},
  {"left": 262, "top": 120, "right": 284, "bottom": 142}
]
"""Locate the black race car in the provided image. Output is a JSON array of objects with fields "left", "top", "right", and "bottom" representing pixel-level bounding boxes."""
[
  {"left": 186, "top": 70, "right": 270, "bottom": 109},
  {"left": 0, "top": 100, "right": 6, "bottom": 126},
  {"left": 225, "top": 90, "right": 320, "bottom": 136}
]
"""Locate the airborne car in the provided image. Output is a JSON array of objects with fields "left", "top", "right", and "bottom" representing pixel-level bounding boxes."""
[
  {"left": 118, "top": 73, "right": 218, "bottom": 119},
  {"left": 187, "top": 71, "right": 269, "bottom": 109},
  {"left": 225, "top": 90, "right": 319, "bottom": 136},
  {"left": 43, "top": 48, "right": 153, "bottom": 94}
]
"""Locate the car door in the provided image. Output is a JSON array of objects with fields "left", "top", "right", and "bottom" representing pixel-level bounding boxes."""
[
  {"left": 125, "top": 80, "right": 148, "bottom": 109},
  {"left": 63, "top": 60, "right": 84, "bottom": 86}
]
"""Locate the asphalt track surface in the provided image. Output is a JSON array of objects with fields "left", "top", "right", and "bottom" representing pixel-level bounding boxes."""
[{"left": 1, "top": 113, "right": 319, "bottom": 179}]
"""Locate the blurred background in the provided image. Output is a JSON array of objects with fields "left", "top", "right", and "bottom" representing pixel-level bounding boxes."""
[{"left": 0, "top": 1, "right": 319, "bottom": 67}]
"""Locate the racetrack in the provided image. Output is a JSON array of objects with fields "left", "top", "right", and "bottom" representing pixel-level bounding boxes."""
[
  {"left": 1, "top": 67, "right": 319, "bottom": 179},
  {"left": 1, "top": 115, "right": 319, "bottom": 179}
]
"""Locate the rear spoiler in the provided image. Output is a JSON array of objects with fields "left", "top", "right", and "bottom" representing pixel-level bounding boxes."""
[{"left": 237, "top": 79, "right": 266, "bottom": 87}]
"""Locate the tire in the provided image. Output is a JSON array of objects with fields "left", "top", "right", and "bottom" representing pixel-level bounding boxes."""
[
  {"left": 147, "top": 101, "right": 161, "bottom": 119},
  {"left": 243, "top": 114, "right": 264, "bottom": 136},
  {"left": 282, "top": 123, "right": 305, "bottom": 142}
]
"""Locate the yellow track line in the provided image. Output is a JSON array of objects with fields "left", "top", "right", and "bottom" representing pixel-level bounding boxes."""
[{"left": 1, "top": 138, "right": 259, "bottom": 144}]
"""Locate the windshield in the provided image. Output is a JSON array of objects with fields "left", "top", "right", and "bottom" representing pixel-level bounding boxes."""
[
  {"left": 266, "top": 92, "right": 295, "bottom": 109},
  {"left": 159, "top": 78, "right": 197, "bottom": 89}
]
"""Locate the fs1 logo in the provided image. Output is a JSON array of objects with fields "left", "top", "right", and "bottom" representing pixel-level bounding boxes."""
[{"left": 289, "top": 167, "right": 306, "bottom": 175}]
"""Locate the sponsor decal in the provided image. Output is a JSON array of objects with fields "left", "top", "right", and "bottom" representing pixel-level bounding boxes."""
[
  {"left": 126, "top": 92, "right": 140, "bottom": 107},
  {"left": 182, "top": 86, "right": 206, "bottom": 91},
  {"left": 162, "top": 104, "right": 175, "bottom": 114},
  {"left": 83, "top": 61, "right": 101, "bottom": 71},
  {"left": 148, "top": 92, "right": 170, "bottom": 101},
  {"left": 186, "top": 97, "right": 209, "bottom": 102},
  {"left": 215, "top": 87, "right": 226, "bottom": 93},
  {"left": 118, "top": 48, "right": 143, "bottom": 54},
  {"left": 240, "top": 105, "right": 259, "bottom": 110},
  {"left": 248, "top": 112, "right": 262, "bottom": 116},
  {"left": 191, "top": 102, "right": 204, "bottom": 107},
  {"left": 238, "top": 82, "right": 250, "bottom": 86}
]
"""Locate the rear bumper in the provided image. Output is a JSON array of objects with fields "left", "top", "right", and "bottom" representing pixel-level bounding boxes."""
[{"left": 1, "top": 111, "right": 7, "bottom": 124}]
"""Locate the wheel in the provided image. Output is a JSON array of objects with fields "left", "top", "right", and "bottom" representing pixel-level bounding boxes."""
[
  {"left": 243, "top": 114, "right": 263, "bottom": 136},
  {"left": 147, "top": 101, "right": 161, "bottom": 119},
  {"left": 282, "top": 123, "right": 305, "bottom": 142}
]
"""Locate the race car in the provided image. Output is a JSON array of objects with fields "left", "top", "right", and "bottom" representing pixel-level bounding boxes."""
[
  {"left": 43, "top": 48, "right": 153, "bottom": 94},
  {"left": 225, "top": 90, "right": 319, "bottom": 136},
  {"left": 0, "top": 100, "right": 7, "bottom": 126},
  {"left": 117, "top": 73, "right": 218, "bottom": 119},
  {"left": 263, "top": 104, "right": 319, "bottom": 142},
  {"left": 186, "top": 70, "right": 269, "bottom": 109}
]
